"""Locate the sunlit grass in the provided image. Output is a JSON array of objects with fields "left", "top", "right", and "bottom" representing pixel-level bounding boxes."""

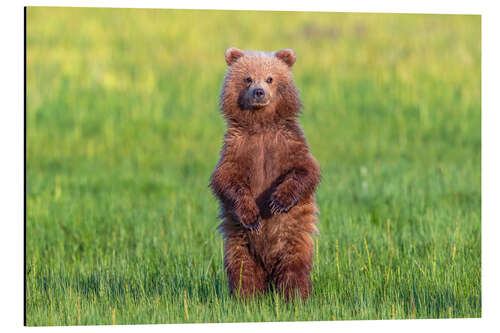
[{"left": 26, "top": 7, "right": 480, "bottom": 325}]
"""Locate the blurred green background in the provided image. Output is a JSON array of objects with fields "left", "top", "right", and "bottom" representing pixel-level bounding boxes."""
[{"left": 26, "top": 7, "right": 481, "bottom": 325}]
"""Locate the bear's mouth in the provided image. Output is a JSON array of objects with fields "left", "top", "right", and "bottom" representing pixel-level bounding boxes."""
[
  {"left": 238, "top": 98, "right": 271, "bottom": 110},
  {"left": 249, "top": 101, "right": 270, "bottom": 109}
]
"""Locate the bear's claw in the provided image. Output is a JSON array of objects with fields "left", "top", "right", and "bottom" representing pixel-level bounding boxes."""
[
  {"left": 269, "top": 194, "right": 298, "bottom": 214},
  {"left": 234, "top": 200, "right": 261, "bottom": 230},
  {"left": 243, "top": 216, "right": 261, "bottom": 230}
]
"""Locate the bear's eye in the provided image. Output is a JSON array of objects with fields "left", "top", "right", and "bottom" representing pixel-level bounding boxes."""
[
  {"left": 266, "top": 77, "right": 273, "bottom": 84},
  {"left": 244, "top": 77, "right": 252, "bottom": 83}
]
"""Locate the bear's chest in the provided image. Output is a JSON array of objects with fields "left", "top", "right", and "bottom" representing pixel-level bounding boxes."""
[{"left": 241, "top": 132, "right": 291, "bottom": 194}]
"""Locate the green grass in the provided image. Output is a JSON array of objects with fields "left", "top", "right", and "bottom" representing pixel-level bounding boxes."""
[{"left": 26, "top": 7, "right": 481, "bottom": 325}]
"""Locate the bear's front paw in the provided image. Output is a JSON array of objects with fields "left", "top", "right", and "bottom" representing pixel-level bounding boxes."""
[
  {"left": 235, "top": 199, "right": 261, "bottom": 230},
  {"left": 269, "top": 189, "right": 298, "bottom": 214}
]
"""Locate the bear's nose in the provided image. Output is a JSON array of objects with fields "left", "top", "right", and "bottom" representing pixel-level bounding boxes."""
[{"left": 253, "top": 88, "right": 265, "bottom": 99}]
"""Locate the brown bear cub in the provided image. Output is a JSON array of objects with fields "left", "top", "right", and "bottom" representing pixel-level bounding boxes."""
[{"left": 210, "top": 48, "right": 321, "bottom": 301}]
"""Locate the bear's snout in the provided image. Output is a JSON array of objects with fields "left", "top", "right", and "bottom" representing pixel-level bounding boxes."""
[
  {"left": 253, "top": 88, "right": 265, "bottom": 99},
  {"left": 238, "top": 83, "right": 271, "bottom": 110}
]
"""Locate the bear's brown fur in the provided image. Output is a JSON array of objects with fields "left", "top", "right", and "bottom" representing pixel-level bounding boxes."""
[{"left": 210, "top": 48, "right": 320, "bottom": 301}]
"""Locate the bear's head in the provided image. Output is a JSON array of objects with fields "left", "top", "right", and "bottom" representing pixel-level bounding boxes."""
[{"left": 220, "top": 48, "right": 302, "bottom": 125}]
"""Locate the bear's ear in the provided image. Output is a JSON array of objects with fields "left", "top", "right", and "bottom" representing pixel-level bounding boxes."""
[
  {"left": 275, "top": 49, "right": 296, "bottom": 67},
  {"left": 225, "top": 47, "right": 245, "bottom": 66}
]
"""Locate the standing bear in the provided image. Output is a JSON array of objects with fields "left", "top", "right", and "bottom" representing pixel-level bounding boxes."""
[{"left": 210, "top": 48, "right": 321, "bottom": 301}]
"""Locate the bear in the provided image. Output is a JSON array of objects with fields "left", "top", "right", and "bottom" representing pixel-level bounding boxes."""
[{"left": 210, "top": 48, "right": 321, "bottom": 301}]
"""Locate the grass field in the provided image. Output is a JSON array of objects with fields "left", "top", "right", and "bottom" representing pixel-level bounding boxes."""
[{"left": 26, "top": 7, "right": 481, "bottom": 325}]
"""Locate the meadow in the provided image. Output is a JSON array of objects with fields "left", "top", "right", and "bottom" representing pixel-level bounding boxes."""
[{"left": 26, "top": 7, "right": 481, "bottom": 325}]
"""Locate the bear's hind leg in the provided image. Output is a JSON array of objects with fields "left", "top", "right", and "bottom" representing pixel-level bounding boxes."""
[
  {"left": 224, "top": 232, "right": 267, "bottom": 298},
  {"left": 275, "top": 266, "right": 312, "bottom": 301},
  {"left": 272, "top": 234, "right": 314, "bottom": 301}
]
